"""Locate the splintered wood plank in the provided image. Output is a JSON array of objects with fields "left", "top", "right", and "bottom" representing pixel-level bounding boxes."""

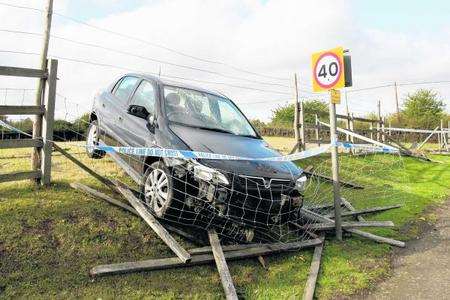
[
  {"left": 0, "top": 66, "right": 46, "bottom": 78},
  {"left": 208, "top": 229, "right": 238, "bottom": 300},
  {"left": 0, "top": 105, "right": 45, "bottom": 115},
  {"left": 302, "top": 235, "right": 325, "bottom": 300},
  {"left": 90, "top": 238, "right": 322, "bottom": 277},
  {"left": 341, "top": 198, "right": 405, "bottom": 247},
  {"left": 325, "top": 204, "right": 403, "bottom": 218},
  {"left": 0, "top": 170, "right": 41, "bottom": 183},
  {"left": 53, "top": 143, "right": 116, "bottom": 189},
  {"left": 115, "top": 183, "right": 191, "bottom": 263},
  {"left": 305, "top": 221, "right": 394, "bottom": 231},
  {"left": 0, "top": 139, "right": 43, "bottom": 149}
]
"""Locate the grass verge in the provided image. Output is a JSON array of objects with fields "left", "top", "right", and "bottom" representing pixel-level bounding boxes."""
[{"left": 0, "top": 138, "right": 449, "bottom": 299}]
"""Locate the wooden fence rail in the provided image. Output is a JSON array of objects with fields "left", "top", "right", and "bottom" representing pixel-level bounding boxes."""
[{"left": 0, "top": 60, "right": 57, "bottom": 185}]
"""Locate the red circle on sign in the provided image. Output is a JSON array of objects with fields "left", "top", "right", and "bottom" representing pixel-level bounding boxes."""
[{"left": 313, "top": 52, "right": 343, "bottom": 89}]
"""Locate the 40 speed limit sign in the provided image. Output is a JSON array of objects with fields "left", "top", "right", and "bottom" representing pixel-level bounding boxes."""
[{"left": 311, "top": 46, "right": 345, "bottom": 92}]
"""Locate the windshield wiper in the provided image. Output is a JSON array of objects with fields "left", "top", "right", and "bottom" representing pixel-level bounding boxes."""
[
  {"left": 171, "top": 122, "right": 235, "bottom": 135},
  {"left": 238, "top": 134, "right": 260, "bottom": 139}
]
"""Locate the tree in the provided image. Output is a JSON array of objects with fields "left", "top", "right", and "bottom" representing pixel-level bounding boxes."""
[
  {"left": 402, "top": 89, "right": 446, "bottom": 129},
  {"left": 270, "top": 99, "right": 328, "bottom": 128}
]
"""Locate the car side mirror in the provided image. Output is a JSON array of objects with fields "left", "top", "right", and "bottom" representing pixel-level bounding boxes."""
[
  {"left": 127, "top": 105, "right": 149, "bottom": 119},
  {"left": 147, "top": 114, "right": 157, "bottom": 127}
]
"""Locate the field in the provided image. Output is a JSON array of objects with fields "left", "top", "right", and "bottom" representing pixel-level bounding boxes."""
[{"left": 1, "top": 137, "right": 449, "bottom": 299}]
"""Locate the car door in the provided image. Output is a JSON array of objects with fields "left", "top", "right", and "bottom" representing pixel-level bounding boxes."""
[
  {"left": 121, "top": 79, "right": 158, "bottom": 171},
  {"left": 102, "top": 76, "right": 140, "bottom": 147}
]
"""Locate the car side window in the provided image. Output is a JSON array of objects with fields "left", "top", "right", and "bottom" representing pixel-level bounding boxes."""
[
  {"left": 113, "top": 76, "right": 139, "bottom": 102},
  {"left": 130, "top": 80, "right": 156, "bottom": 115}
]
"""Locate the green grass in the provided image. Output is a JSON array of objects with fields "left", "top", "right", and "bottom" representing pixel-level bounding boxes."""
[{"left": 0, "top": 140, "right": 449, "bottom": 299}]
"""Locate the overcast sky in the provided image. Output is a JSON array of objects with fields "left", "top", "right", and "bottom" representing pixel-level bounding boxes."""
[{"left": 0, "top": 0, "right": 449, "bottom": 121}]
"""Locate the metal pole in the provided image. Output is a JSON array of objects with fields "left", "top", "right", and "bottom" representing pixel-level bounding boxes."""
[
  {"left": 293, "top": 74, "right": 300, "bottom": 152},
  {"left": 32, "top": 0, "right": 53, "bottom": 175},
  {"left": 329, "top": 101, "right": 342, "bottom": 240}
]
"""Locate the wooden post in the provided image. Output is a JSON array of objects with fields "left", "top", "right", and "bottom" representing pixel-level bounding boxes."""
[
  {"left": 349, "top": 113, "right": 355, "bottom": 144},
  {"left": 440, "top": 119, "right": 444, "bottom": 151},
  {"left": 32, "top": 0, "right": 53, "bottom": 176},
  {"left": 315, "top": 114, "right": 320, "bottom": 146},
  {"left": 377, "top": 100, "right": 381, "bottom": 142},
  {"left": 369, "top": 122, "right": 374, "bottom": 140},
  {"left": 208, "top": 229, "right": 238, "bottom": 300},
  {"left": 394, "top": 82, "right": 400, "bottom": 123},
  {"left": 293, "top": 74, "right": 301, "bottom": 151},
  {"left": 381, "top": 117, "right": 386, "bottom": 143},
  {"left": 329, "top": 100, "right": 342, "bottom": 240},
  {"left": 344, "top": 91, "right": 350, "bottom": 142},
  {"left": 115, "top": 183, "right": 191, "bottom": 263},
  {"left": 40, "top": 59, "right": 57, "bottom": 185},
  {"left": 302, "top": 235, "right": 324, "bottom": 300},
  {"left": 299, "top": 96, "right": 305, "bottom": 150}
]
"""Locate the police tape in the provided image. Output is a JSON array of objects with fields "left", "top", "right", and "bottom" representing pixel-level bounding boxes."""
[
  {"left": 0, "top": 119, "right": 398, "bottom": 161},
  {"left": 94, "top": 144, "right": 334, "bottom": 162}
]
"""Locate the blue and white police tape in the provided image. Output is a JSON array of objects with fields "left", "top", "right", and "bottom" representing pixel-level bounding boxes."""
[
  {"left": 93, "top": 142, "right": 397, "bottom": 162},
  {"left": 337, "top": 142, "right": 399, "bottom": 154},
  {"left": 0, "top": 119, "right": 399, "bottom": 161},
  {"left": 93, "top": 144, "right": 333, "bottom": 162},
  {"left": 0, "top": 119, "right": 30, "bottom": 135}
]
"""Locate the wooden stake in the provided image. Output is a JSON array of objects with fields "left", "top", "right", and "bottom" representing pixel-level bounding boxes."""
[
  {"left": 115, "top": 183, "right": 191, "bottom": 263},
  {"left": 300, "top": 207, "right": 405, "bottom": 247},
  {"left": 32, "top": 0, "right": 53, "bottom": 176},
  {"left": 53, "top": 143, "right": 116, "bottom": 189},
  {"left": 293, "top": 74, "right": 301, "bottom": 151},
  {"left": 302, "top": 235, "right": 324, "bottom": 300},
  {"left": 208, "top": 229, "right": 238, "bottom": 300},
  {"left": 40, "top": 59, "right": 57, "bottom": 185},
  {"left": 90, "top": 238, "right": 322, "bottom": 277},
  {"left": 394, "top": 82, "right": 400, "bottom": 123}
]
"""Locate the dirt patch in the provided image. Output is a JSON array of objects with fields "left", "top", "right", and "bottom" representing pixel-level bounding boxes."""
[
  {"left": 21, "top": 219, "right": 54, "bottom": 235},
  {"left": 0, "top": 241, "right": 5, "bottom": 257},
  {"left": 354, "top": 199, "right": 450, "bottom": 299}
]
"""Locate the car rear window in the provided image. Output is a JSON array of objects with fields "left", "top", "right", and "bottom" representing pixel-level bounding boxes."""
[{"left": 113, "top": 76, "right": 139, "bottom": 102}]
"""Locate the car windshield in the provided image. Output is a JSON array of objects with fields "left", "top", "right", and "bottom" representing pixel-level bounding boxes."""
[{"left": 164, "top": 86, "right": 258, "bottom": 137}]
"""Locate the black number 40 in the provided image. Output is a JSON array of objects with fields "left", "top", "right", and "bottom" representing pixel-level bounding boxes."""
[{"left": 318, "top": 62, "right": 339, "bottom": 78}]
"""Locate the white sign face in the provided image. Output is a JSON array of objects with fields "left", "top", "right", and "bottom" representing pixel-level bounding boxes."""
[{"left": 313, "top": 52, "right": 343, "bottom": 90}]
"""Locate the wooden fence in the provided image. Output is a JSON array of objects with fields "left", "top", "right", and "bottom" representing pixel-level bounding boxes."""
[{"left": 0, "top": 60, "right": 58, "bottom": 185}]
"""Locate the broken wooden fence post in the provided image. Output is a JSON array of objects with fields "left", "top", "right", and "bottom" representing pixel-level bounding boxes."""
[
  {"left": 208, "top": 229, "right": 238, "bottom": 300},
  {"left": 90, "top": 238, "right": 322, "bottom": 277},
  {"left": 302, "top": 235, "right": 325, "bottom": 300},
  {"left": 53, "top": 143, "right": 116, "bottom": 189},
  {"left": 300, "top": 207, "right": 405, "bottom": 247},
  {"left": 115, "top": 183, "right": 191, "bottom": 263}
]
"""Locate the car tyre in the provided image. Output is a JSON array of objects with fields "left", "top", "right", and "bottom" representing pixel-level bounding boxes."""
[
  {"left": 86, "top": 120, "right": 105, "bottom": 159},
  {"left": 142, "top": 161, "right": 175, "bottom": 218}
]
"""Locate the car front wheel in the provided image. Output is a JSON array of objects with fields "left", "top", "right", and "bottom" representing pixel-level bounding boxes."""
[
  {"left": 142, "top": 162, "right": 174, "bottom": 218},
  {"left": 86, "top": 120, "right": 105, "bottom": 159}
]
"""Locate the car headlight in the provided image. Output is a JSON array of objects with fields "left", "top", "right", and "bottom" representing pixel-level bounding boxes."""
[
  {"left": 296, "top": 175, "right": 308, "bottom": 192},
  {"left": 193, "top": 164, "right": 229, "bottom": 186}
]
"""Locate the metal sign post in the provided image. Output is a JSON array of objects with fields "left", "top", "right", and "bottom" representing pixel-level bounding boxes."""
[
  {"left": 329, "top": 95, "right": 342, "bottom": 240},
  {"left": 312, "top": 47, "right": 350, "bottom": 241}
]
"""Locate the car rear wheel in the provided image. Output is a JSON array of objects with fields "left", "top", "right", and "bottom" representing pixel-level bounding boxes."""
[
  {"left": 86, "top": 120, "right": 105, "bottom": 159},
  {"left": 142, "top": 162, "right": 174, "bottom": 218}
]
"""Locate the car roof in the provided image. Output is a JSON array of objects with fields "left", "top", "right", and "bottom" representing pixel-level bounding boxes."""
[{"left": 125, "top": 73, "right": 227, "bottom": 98}]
